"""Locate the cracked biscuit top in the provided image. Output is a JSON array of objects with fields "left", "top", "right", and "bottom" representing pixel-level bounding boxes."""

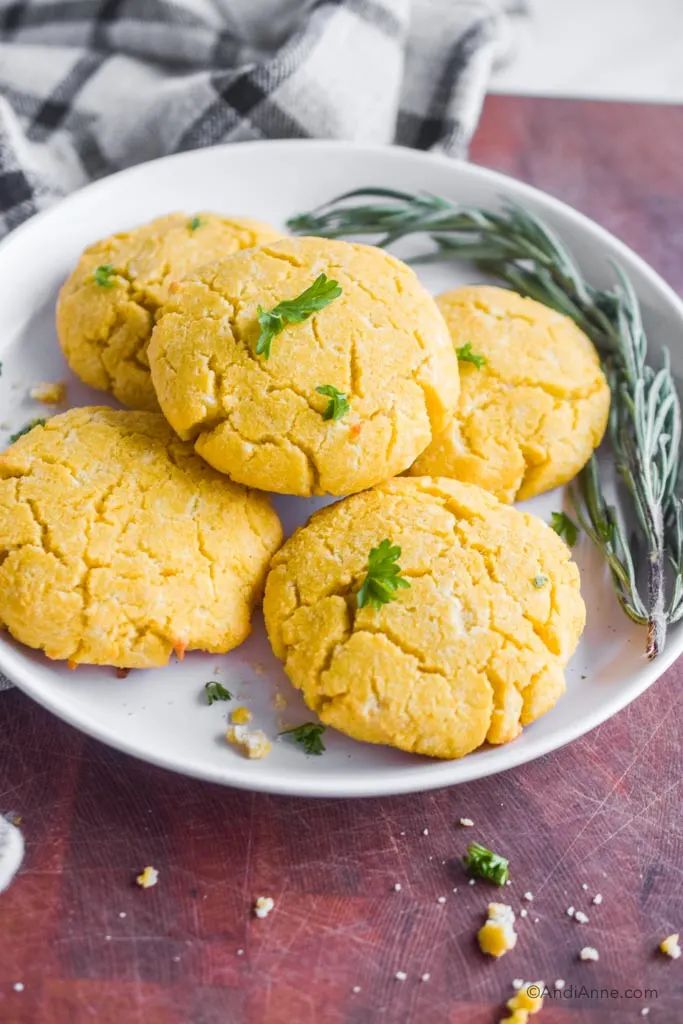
[
  {"left": 56, "top": 213, "right": 282, "bottom": 412},
  {"left": 409, "top": 286, "right": 610, "bottom": 502},
  {"left": 263, "top": 477, "right": 585, "bottom": 760},
  {"left": 0, "top": 408, "right": 282, "bottom": 669},
  {"left": 148, "top": 236, "right": 460, "bottom": 497}
]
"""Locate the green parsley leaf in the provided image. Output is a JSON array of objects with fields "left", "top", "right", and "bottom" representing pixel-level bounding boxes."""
[
  {"left": 93, "top": 264, "right": 116, "bottom": 288},
  {"left": 357, "top": 539, "right": 411, "bottom": 610},
  {"left": 280, "top": 721, "right": 326, "bottom": 755},
  {"left": 188, "top": 216, "right": 204, "bottom": 232},
  {"left": 205, "top": 681, "right": 233, "bottom": 704},
  {"left": 550, "top": 511, "right": 579, "bottom": 547},
  {"left": 256, "top": 273, "right": 342, "bottom": 359},
  {"left": 463, "top": 842, "right": 510, "bottom": 886},
  {"left": 9, "top": 418, "right": 46, "bottom": 443},
  {"left": 316, "top": 384, "right": 350, "bottom": 421},
  {"left": 456, "top": 342, "right": 487, "bottom": 369},
  {"left": 532, "top": 574, "right": 549, "bottom": 588}
]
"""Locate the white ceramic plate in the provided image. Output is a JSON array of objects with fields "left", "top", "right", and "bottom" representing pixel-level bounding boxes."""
[{"left": 1, "top": 141, "right": 681, "bottom": 798}]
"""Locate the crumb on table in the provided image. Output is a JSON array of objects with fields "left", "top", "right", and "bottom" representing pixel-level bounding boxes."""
[
  {"left": 660, "top": 933, "right": 681, "bottom": 959},
  {"left": 253, "top": 896, "right": 275, "bottom": 919},
  {"left": 478, "top": 903, "right": 517, "bottom": 958},
  {"left": 136, "top": 866, "right": 159, "bottom": 889}
]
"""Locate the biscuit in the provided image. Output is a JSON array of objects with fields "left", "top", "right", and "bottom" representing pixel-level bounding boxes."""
[
  {"left": 409, "top": 286, "right": 610, "bottom": 502},
  {"left": 148, "top": 236, "right": 460, "bottom": 496},
  {"left": 56, "top": 213, "right": 282, "bottom": 411},
  {"left": 0, "top": 408, "right": 282, "bottom": 668},
  {"left": 264, "top": 477, "right": 585, "bottom": 759}
]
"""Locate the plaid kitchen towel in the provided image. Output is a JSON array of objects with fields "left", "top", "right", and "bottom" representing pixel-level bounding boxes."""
[{"left": 0, "top": 0, "right": 521, "bottom": 239}]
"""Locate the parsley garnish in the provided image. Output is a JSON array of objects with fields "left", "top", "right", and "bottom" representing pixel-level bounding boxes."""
[
  {"left": 456, "top": 342, "right": 487, "bottom": 369},
  {"left": 550, "top": 511, "right": 579, "bottom": 547},
  {"left": 256, "top": 273, "right": 342, "bottom": 359},
  {"left": 205, "top": 681, "right": 233, "bottom": 704},
  {"left": 463, "top": 842, "right": 509, "bottom": 885},
  {"left": 357, "top": 539, "right": 411, "bottom": 610},
  {"left": 532, "top": 574, "right": 549, "bottom": 588},
  {"left": 9, "top": 418, "right": 46, "bottom": 442},
  {"left": 93, "top": 264, "right": 116, "bottom": 288},
  {"left": 188, "top": 216, "right": 204, "bottom": 232},
  {"left": 316, "top": 384, "right": 350, "bottom": 421},
  {"left": 280, "top": 721, "right": 326, "bottom": 755}
]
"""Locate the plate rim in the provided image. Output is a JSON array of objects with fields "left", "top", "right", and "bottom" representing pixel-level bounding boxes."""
[{"left": 1, "top": 138, "right": 681, "bottom": 798}]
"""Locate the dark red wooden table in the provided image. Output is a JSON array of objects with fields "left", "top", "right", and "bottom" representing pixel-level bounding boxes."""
[{"left": 2, "top": 97, "right": 683, "bottom": 1024}]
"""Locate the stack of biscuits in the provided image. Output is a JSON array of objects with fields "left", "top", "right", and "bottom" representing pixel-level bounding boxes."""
[{"left": 0, "top": 211, "right": 610, "bottom": 760}]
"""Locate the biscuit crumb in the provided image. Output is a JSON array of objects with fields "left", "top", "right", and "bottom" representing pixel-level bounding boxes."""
[
  {"left": 502, "top": 980, "right": 544, "bottom": 1021},
  {"left": 459, "top": 817, "right": 474, "bottom": 827},
  {"left": 136, "top": 866, "right": 159, "bottom": 889},
  {"left": 519, "top": 908, "right": 528, "bottom": 919},
  {"left": 13, "top": 983, "right": 24, "bottom": 993},
  {"left": 523, "top": 891, "right": 534, "bottom": 902},
  {"left": 395, "top": 971, "right": 407, "bottom": 982},
  {"left": 253, "top": 896, "right": 275, "bottom": 919},
  {"left": 660, "top": 933, "right": 681, "bottom": 959},
  {"left": 574, "top": 910, "right": 589, "bottom": 925},
  {"left": 554, "top": 979, "right": 565, "bottom": 990},
  {"left": 393, "top": 883, "right": 402, "bottom": 892},
  {"left": 592, "top": 893, "right": 603, "bottom": 905},
  {"left": 30, "top": 381, "right": 66, "bottom": 405},
  {"left": 227, "top": 725, "right": 272, "bottom": 759},
  {"left": 478, "top": 903, "right": 517, "bottom": 958},
  {"left": 352, "top": 985, "right": 361, "bottom": 993},
  {"left": 231, "top": 707, "right": 252, "bottom": 725},
  {"left": 421, "top": 972, "right": 431, "bottom": 982},
  {"left": 579, "top": 946, "right": 599, "bottom": 962}
]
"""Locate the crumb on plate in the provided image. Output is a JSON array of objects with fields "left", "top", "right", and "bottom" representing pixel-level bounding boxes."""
[
  {"left": 227, "top": 724, "right": 271, "bottom": 759},
  {"left": 30, "top": 381, "right": 66, "bottom": 404},
  {"left": 231, "top": 706, "right": 252, "bottom": 725}
]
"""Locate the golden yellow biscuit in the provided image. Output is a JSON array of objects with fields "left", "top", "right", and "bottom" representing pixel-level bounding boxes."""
[
  {"left": 263, "top": 477, "right": 585, "bottom": 759},
  {"left": 148, "top": 236, "right": 459, "bottom": 496},
  {"left": 56, "top": 213, "right": 282, "bottom": 411},
  {"left": 409, "top": 286, "right": 610, "bottom": 502},
  {"left": 0, "top": 408, "right": 282, "bottom": 668}
]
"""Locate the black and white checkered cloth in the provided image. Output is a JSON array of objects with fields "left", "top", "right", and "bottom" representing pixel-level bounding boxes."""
[{"left": 0, "top": 0, "right": 517, "bottom": 239}]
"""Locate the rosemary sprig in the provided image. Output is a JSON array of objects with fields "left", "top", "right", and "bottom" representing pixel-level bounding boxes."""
[{"left": 289, "top": 189, "right": 683, "bottom": 657}]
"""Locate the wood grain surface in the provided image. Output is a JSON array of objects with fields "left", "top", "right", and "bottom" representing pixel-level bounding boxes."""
[{"left": 2, "top": 96, "right": 683, "bottom": 1024}]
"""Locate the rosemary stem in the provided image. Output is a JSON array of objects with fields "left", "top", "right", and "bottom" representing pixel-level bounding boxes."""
[{"left": 646, "top": 504, "right": 667, "bottom": 659}]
